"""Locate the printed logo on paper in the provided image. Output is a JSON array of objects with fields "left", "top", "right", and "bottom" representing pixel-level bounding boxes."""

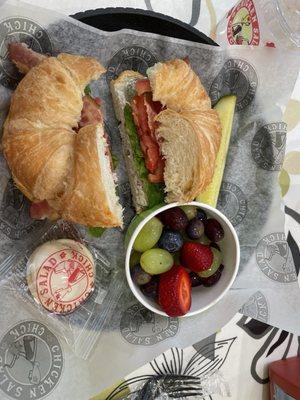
[
  {"left": 218, "top": 181, "right": 247, "bottom": 226},
  {"left": 209, "top": 58, "right": 258, "bottom": 111},
  {"left": 241, "top": 291, "right": 269, "bottom": 322},
  {"left": 0, "top": 179, "right": 44, "bottom": 240},
  {"left": 227, "top": 0, "right": 260, "bottom": 45},
  {"left": 107, "top": 45, "right": 157, "bottom": 82},
  {"left": 256, "top": 232, "right": 297, "bottom": 283},
  {"left": 0, "top": 320, "right": 63, "bottom": 399},
  {"left": 34, "top": 248, "right": 95, "bottom": 314},
  {"left": 120, "top": 303, "right": 179, "bottom": 346},
  {"left": 251, "top": 122, "right": 287, "bottom": 171},
  {"left": 0, "top": 17, "right": 52, "bottom": 89}
]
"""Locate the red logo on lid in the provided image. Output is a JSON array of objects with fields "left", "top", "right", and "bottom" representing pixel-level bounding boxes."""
[
  {"left": 36, "top": 248, "right": 95, "bottom": 314},
  {"left": 227, "top": 0, "right": 260, "bottom": 45}
]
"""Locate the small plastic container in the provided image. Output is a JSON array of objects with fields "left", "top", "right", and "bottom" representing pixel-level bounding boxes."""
[
  {"left": 216, "top": 0, "right": 300, "bottom": 48},
  {"left": 269, "top": 356, "right": 300, "bottom": 399}
]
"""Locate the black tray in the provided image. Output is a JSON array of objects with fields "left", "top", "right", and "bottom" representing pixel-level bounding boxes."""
[{"left": 72, "top": 7, "right": 217, "bottom": 46}]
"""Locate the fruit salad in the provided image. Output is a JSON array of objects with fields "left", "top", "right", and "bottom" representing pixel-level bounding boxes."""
[{"left": 130, "top": 206, "right": 225, "bottom": 317}]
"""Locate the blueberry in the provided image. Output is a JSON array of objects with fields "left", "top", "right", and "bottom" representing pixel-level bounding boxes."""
[
  {"left": 131, "top": 264, "right": 152, "bottom": 285},
  {"left": 204, "top": 219, "right": 224, "bottom": 242},
  {"left": 186, "top": 218, "right": 204, "bottom": 239},
  {"left": 189, "top": 272, "right": 203, "bottom": 287},
  {"left": 196, "top": 208, "right": 207, "bottom": 221},
  {"left": 141, "top": 277, "right": 159, "bottom": 299},
  {"left": 158, "top": 229, "right": 183, "bottom": 253}
]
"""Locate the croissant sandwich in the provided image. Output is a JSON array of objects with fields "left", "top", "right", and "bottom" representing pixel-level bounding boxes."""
[
  {"left": 2, "top": 43, "right": 122, "bottom": 228},
  {"left": 110, "top": 59, "right": 222, "bottom": 213}
]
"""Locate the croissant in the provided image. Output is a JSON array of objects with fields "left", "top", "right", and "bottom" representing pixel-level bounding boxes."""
[
  {"left": 111, "top": 59, "right": 221, "bottom": 210},
  {"left": 2, "top": 44, "right": 122, "bottom": 227}
]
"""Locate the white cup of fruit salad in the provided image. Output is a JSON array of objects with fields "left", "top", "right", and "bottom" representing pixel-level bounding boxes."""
[{"left": 125, "top": 202, "right": 240, "bottom": 318}]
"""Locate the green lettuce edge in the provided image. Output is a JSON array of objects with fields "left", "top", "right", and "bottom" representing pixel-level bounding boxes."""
[{"left": 124, "top": 104, "right": 164, "bottom": 209}]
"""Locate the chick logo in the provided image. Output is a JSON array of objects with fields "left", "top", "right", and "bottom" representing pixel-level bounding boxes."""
[
  {"left": 0, "top": 17, "right": 52, "bottom": 88},
  {"left": 256, "top": 233, "right": 297, "bottom": 283},
  {"left": 210, "top": 58, "right": 258, "bottom": 111},
  {"left": 227, "top": 0, "right": 260, "bottom": 45},
  {"left": 251, "top": 122, "right": 287, "bottom": 171},
  {"left": 0, "top": 179, "right": 44, "bottom": 239},
  {"left": 241, "top": 291, "right": 269, "bottom": 322},
  {"left": 0, "top": 321, "right": 63, "bottom": 399},
  {"left": 107, "top": 46, "right": 157, "bottom": 82},
  {"left": 120, "top": 304, "right": 179, "bottom": 346},
  {"left": 218, "top": 181, "right": 247, "bottom": 226}
]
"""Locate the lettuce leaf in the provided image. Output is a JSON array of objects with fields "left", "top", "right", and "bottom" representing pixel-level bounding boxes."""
[
  {"left": 84, "top": 85, "right": 91, "bottom": 95},
  {"left": 124, "top": 104, "right": 164, "bottom": 209},
  {"left": 112, "top": 154, "right": 118, "bottom": 169},
  {"left": 88, "top": 227, "right": 105, "bottom": 237}
]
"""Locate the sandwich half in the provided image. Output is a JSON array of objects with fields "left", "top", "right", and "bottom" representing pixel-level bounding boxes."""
[
  {"left": 3, "top": 43, "right": 122, "bottom": 227},
  {"left": 110, "top": 59, "right": 222, "bottom": 213}
]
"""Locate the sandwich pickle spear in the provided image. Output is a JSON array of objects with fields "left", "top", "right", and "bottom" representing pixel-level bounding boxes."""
[{"left": 196, "top": 95, "right": 237, "bottom": 207}]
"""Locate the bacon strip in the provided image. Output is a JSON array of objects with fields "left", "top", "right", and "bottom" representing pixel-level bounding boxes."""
[
  {"left": 30, "top": 200, "right": 52, "bottom": 220},
  {"left": 79, "top": 96, "right": 103, "bottom": 128},
  {"left": 8, "top": 42, "right": 47, "bottom": 74}
]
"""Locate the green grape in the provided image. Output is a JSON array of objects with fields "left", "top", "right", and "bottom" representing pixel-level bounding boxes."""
[
  {"left": 199, "top": 235, "right": 211, "bottom": 245},
  {"left": 173, "top": 251, "right": 181, "bottom": 265},
  {"left": 198, "top": 248, "right": 222, "bottom": 278},
  {"left": 180, "top": 205, "right": 197, "bottom": 220},
  {"left": 140, "top": 249, "right": 173, "bottom": 275},
  {"left": 133, "top": 217, "right": 163, "bottom": 252},
  {"left": 130, "top": 251, "right": 141, "bottom": 268}
]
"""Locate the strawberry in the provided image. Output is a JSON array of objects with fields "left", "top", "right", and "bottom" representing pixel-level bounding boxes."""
[
  {"left": 180, "top": 242, "right": 213, "bottom": 272},
  {"left": 158, "top": 265, "right": 191, "bottom": 317}
]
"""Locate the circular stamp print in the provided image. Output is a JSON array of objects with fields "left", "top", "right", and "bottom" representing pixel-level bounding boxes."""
[
  {"left": 106, "top": 45, "right": 157, "bottom": 82},
  {"left": 227, "top": 0, "right": 260, "bottom": 45},
  {"left": 0, "top": 17, "right": 52, "bottom": 89},
  {"left": 120, "top": 303, "right": 179, "bottom": 346},
  {"left": 209, "top": 58, "right": 258, "bottom": 111},
  {"left": 251, "top": 122, "right": 287, "bottom": 171},
  {"left": 27, "top": 241, "right": 95, "bottom": 314},
  {"left": 256, "top": 232, "right": 297, "bottom": 283},
  {"left": 241, "top": 291, "right": 269, "bottom": 323},
  {"left": 0, "top": 179, "right": 44, "bottom": 240},
  {"left": 218, "top": 181, "right": 248, "bottom": 226},
  {"left": 0, "top": 320, "right": 63, "bottom": 399}
]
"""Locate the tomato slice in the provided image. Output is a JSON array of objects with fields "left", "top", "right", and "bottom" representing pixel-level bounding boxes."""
[
  {"left": 131, "top": 91, "right": 165, "bottom": 183},
  {"left": 141, "top": 135, "right": 159, "bottom": 173},
  {"left": 135, "top": 79, "right": 151, "bottom": 96},
  {"left": 149, "top": 158, "right": 165, "bottom": 183}
]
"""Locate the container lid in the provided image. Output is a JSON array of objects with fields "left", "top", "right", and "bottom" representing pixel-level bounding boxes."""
[{"left": 27, "top": 239, "right": 95, "bottom": 314}]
